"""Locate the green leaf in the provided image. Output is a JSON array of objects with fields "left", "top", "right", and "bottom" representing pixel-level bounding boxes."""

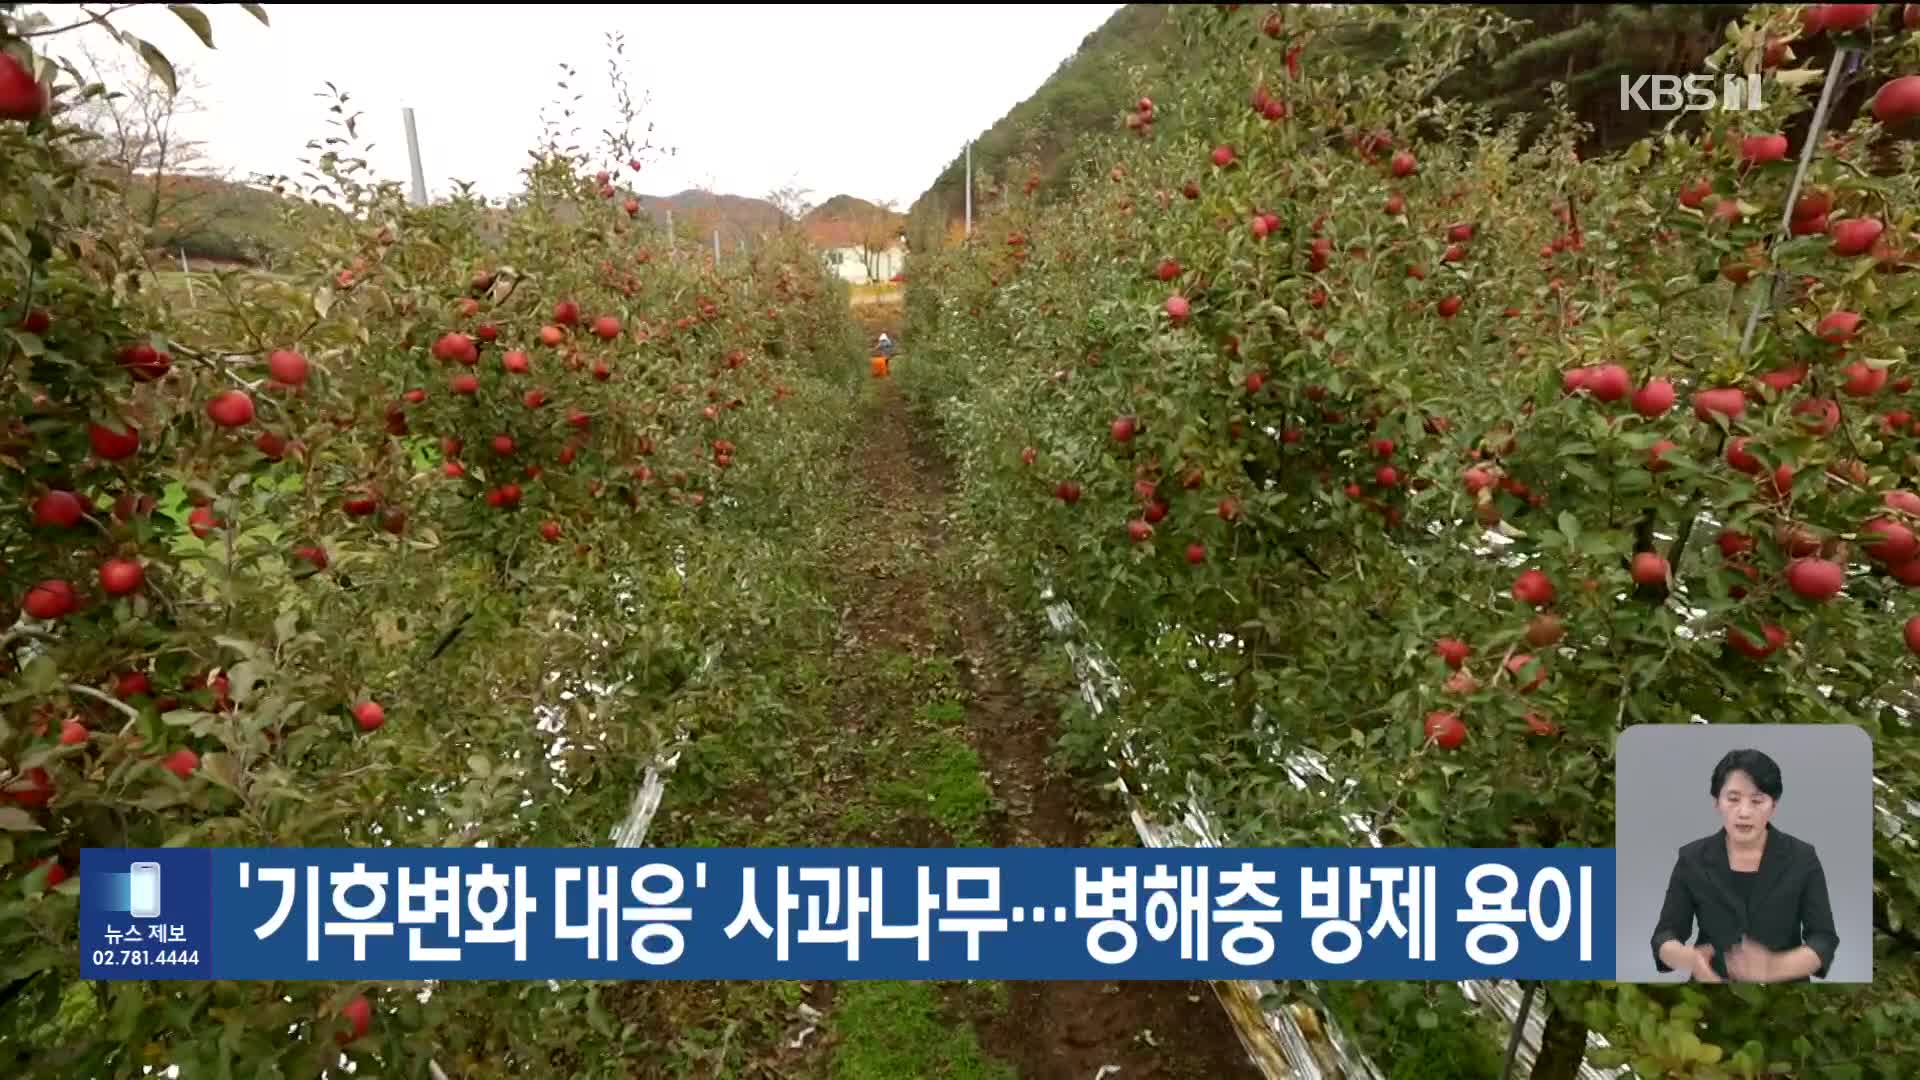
[
  {"left": 200, "top": 752, "right": 243, "bottom": 795},
  {"left": 23, "top": 656, "right": 59, "bottom": 696},
  {"left": 124, "top": 34, "right": 178, "bottom": 95},
  {"left": 1557, "top": 511, "right": 1581, "bottom": 545},
  {"left": 468, "top": 754, "right": 491, "bottom": 779},
  {"left": 240, "top": 3, "right": 270, "bottom": 24},
  {"left": 227, "top": 661, "right": 263, "bottom": 706},
  {"left": 4, "top": 329, "right": 45, "bottom": 357},
  {"left": 167, "top": 5, "right": 214, "bottom": 48},
  {"left": 0, "top": 806, "right": 43, "bottom": 832}
]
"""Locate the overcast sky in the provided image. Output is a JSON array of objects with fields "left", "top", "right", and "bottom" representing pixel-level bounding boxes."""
[{"left": 28, "top": 3, "right": 1122, "bottom": 213}]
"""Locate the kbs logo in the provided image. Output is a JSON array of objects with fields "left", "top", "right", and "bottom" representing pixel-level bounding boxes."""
[{"left": 1619, "top": 74, "right": 1764, "bottom": 112}]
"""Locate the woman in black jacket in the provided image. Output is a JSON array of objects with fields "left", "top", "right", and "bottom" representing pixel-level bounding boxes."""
[{"left": 1649, "top": 748, "right": 1842, "bottom": 982}]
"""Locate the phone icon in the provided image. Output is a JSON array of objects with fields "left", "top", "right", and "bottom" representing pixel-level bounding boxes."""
[{"left": 128, "top": 862, "right": 161, "bottom": 919}]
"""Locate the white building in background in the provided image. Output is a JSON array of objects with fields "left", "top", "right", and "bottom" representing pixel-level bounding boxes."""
[{"left": 807, "top": 219, "right": 907, "bottom": 284}]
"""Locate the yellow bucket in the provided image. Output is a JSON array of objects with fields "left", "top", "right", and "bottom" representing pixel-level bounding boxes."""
[{"left": 870, "top": 355, "right": 889, "bottom": 378}]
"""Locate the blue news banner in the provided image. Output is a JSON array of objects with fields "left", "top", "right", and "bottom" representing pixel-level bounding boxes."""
[{"left": 78, "top": 848, "right": 1615, "bottom": 981}]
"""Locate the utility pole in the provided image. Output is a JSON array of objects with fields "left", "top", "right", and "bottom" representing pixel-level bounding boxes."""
[
  {"left": 964, "top": 140, "right": 972, "bottom": 239},
  {"left": 403, "top": 107, "right": 427, "bottom": 207},
  {"left": 713, "top": 230, "right": 720, "bottom": 263},
  {"left": 666, "top": 209, "right": 675, "bottom": 258}
]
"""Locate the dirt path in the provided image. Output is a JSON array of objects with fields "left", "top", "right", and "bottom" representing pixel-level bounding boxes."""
[
  {"left": 613, "top": 370, "right": 1262, "bottom": 1079},
  {"left": 836, "top": 379, "right": 1262, "bottom": 1080}
]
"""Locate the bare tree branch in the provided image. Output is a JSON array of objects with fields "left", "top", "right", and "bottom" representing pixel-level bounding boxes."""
[{"left": 65, "top": 42, "right": 231, "bottom": 260}]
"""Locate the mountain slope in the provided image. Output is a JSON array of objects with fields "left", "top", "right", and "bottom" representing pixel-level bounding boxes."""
[
  {"left": 905, "top": 3, "right": 1769, "bottom": 253},
  {"left": 802, "top": 194, "right": 906, "bottom": 250},
  {"left": 904, "top": 4, "right": 1178, "bottom": 253},
  {"left": 627, "top": 189, "right": 790, "bottom": 249}
]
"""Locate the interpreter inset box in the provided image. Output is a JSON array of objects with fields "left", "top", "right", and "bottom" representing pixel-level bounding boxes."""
[{"left": 1614, "top": 724, "right": 1872, "bottom": 983}]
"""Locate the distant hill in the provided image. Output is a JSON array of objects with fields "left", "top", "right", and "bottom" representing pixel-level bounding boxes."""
[
  {"left": 904, "top": 3, "right": 1767, "bottom": 253},
  {"left": 628, "top": 189, "right": 790, "bottom": 250},
  {"left": 904, "top": 4, "right": 1179, "bottom": 253},
  {"left": 99, "top": 171, "right": 310, "bottom": 267},
  {"left": 801, "top": 194, "right": 906, "bottom": 250}
]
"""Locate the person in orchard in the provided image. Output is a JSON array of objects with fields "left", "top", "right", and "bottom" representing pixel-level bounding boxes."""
[{"left": 1648, "top": 749, "right": 1840, "bottom": 983}]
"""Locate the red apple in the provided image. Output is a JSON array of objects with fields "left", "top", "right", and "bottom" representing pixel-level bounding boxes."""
[
  {"left": 1843, "top": 361, "right": 1889, "bottom": 396},
  {"left": 1874, "top": 75, "right": 1920, "bottom": 126},
  {"left": 1693, "top": 387, "right": 1747, "bottom": 422},
  {"left": 1740, "top": 133, "right": 1789, "bottom": 165},
  {"left": 1435, "top": 637, "right": 1470, "bottom": 669},
  {"left": 1812, "top": 309, "right": 1858, "bottom": 342},
  {"left": 1864, "top": 518, "right": 1919, "bottom": 562},
  {"left": 99, "top": 557, "right": 144, "bottom": 596},
  {"left": 1506, "top": 654, "right": 1546, "bottom": 693},
  {"left": 338, "top": 995, "right": 372, "bottom": 1045},
  {"left": 1585, "top": 364, "right": 1631, "bottom": 402},
  {"left": 206, "top": 390, "right": 254, "bottom": 428},
  {"left": 0, "top": 50, "right": 50, "bottom": 122},
  {"left": 1728, "top": 623, "right": 1788, "bottom": 659},
  {"left": 1818, "top": 4, "right": 1880, "bottom": 32},
  {"left": 1725, "top": 437, "right": 1762, "bottom": 474},
  {"left": 32, "top": 490, "right": 86, "bottom": 528},
  {"left": 266, "top": 349, "right": 309, "bottom": 387},
  {"left": 432, "top": 333, "right": 477, "bottom": 365},
  {"left": 1793, "top": 398, "right": 1842, "bottom": 436},
  {"left": 1423, "top": 710, "right": 1465, "bottom": 749},
  {"left": 352, "top": 701, "right": 384, "bottom": 732},
  {"left": 90, "top": 421, "right": 140, "bottom": 460},
  {"left": 1786, "top": 557, "right": 1845, "bottom": 600},
  {"left": 1513, "top": 569, "right": 1555, "bottom": 607},
  {"left": 1632, "top": 379, "right": 1676, "bottom": 417},
  {"left": 161, "top": 748, "right": 198, "bottom": 779},
  {"left": 22, "top": 579, "right": 76, "bottom": 620},
  {"left": 1631, "top": 551, "right": 1669, "bottom": 587},
  {"left": 1831, "top": 218, "right": 1886, "bottom": 257}
]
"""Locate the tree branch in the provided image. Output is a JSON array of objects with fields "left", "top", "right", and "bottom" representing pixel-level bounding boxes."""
[
  {"left": 20, "top": 4, "right": 139, "bottom": 38},
  {"left": 64, "top": 682, "right": 142, "bottom": 723}
]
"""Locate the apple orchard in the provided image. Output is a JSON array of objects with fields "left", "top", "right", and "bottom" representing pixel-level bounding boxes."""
[
  {"left": 901, "top": 3, "right": 1919, "bottom": 1077},
  {"left": 1, "top": 5, "right": 866, "bottom": 1076}
]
